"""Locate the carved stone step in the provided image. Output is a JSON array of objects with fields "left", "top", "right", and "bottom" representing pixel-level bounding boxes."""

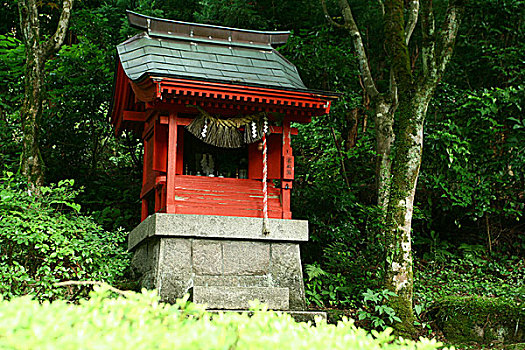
[
  {"left": 206, "top": 310, "right": 327, "bottom": 323},
  {"left": 193, "top": 286, "right": 289, "bottom": 310}
]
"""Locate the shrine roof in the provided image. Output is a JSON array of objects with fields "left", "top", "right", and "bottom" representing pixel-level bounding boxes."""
[{"left": 117, "top": 11, "right": 308, "bottom": 91}]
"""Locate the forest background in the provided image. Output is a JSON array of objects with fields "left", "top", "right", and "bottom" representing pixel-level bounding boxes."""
[{"left": 0, "top": 0, "right": 523, "bottom": 338}]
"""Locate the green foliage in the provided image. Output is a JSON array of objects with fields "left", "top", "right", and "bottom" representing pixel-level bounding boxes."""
[
  {"left": 0, "top": 172, "right": 130, "bottom": 300},
  {"left": 0, "top": 1, "right": 523, "bottom": 336},
  {"left": 291, "top": 105, "right": 385, "bottom": 310},
  {"left": 0, "top": 33, "right": 24, "bottom": 169},
  {"left": 357, "top": 289, "right": 402, "bottom": 330},
  {"left": 305, "top": 263, "right": 355, "bottom": 308},
  {"left": 44, "top": 39, "right": 113, "bottom": 180},
  {"left": 0, "top": 286, "right": 450, "bottom": 350},
  {"left": 420, "top": 85, "right": 525, "bottom": 254},
  {"left": 412, "top": 237, "right": 524, "bottom": 341},
  {"left": 280, "top": 26, "right": 387, "bottom": 313},
  {"left": 447, "top": 0, "right": 525, "bottom": 89},
  {"left": 414, "top": 230, "right": 455, "bottom": 266},
  {"left": 0, "top": 34, "right": 24, "bottom": 109},
  {"left": 195, "top": 0, "right": 270, "bottom": 29},
  {"left": 282, "top": 27, "right": 361, "bottom": 94},
  {"left": 194, "top": 0, "right": 325, "bottom": 30},
  {"left": 79, "top": 170, "right": 142, "bottom": 232},
  {"left": 39, "top": 4, "right": 144, "bottom": 231}
]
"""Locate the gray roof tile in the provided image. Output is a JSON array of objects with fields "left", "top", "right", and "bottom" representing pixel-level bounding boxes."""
[
  {"left": 154, "top": 62, "right": 186, "bottom": 72},
  {"left": 117, "top": 34, "right": 308, "bottom": 90},
  {"left": 201, "top": 61, "right": 238, "bottom": 71},
  {"left": 197, "top": 45, "right": 233, "bottom": 56},
  {"left": 255, "top": 75, "right": 289, "bottom": 83},
  {"left": 216, "top": 55, "right": 252, "bottom": 66},
  {"left": 163, "top": 56, "right": 184, "bottom": 65},
  {"left": 143, "top": 46, "right": 174, "bottom": 57},
  {"left": 180, "top": 50, "right": 217, "bottom": 62},
  {"left": 250, "top": 58, "right": 281, "bottom": 69},
  {"left": 184, "top": 65, "right": 224, "bottom": 76},
  {"left": 270, "top": 69, "right": 287, "bottom": 77}
]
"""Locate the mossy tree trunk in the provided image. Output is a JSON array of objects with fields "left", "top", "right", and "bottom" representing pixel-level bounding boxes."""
[
  {"left": 321, "top": 0, "right": 464, "bottom": 334},
  {"left": 374, "top": 97, "right": 395, "bottom": 210},
  {"left": 17, "top": 0, "right": 74, "bottom": 192}
]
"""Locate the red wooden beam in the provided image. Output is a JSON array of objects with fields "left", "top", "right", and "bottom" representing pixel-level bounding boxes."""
[
  {"left": 123, "top": 109, "right": 156, "bottom": 123},
  {"left": 172, "top": 117, "right": 298, "bottom": 135},
  {"left": 138, "top": 76, "right": 334, "bottom": 116},
  {"left": 150, "top": 101, "right": 313, "bottom": 123},
  {"left": 123, "top": 110, "right": 147, "bottom": 122},
  {"left": 271, "top": 126, "right": 298, "bottom": 135}
]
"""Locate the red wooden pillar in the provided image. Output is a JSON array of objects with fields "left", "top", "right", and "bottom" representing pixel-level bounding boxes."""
[
  {"left": 141, "top": 200, "right": 148, "bottom": 221},
  {"left": 282, "top": 117, "right": 294, "bottom": 219},
  {"left": 154, "top": 181, "right": 163, "bottom": 212},
  {"left": 166, "top": 112, "right": 178, "bottom": 213},
  {"left": 141, "top": 136, "right": 149, "bottom": 221}
]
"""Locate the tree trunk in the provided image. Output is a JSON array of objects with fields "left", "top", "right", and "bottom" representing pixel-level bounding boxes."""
[
  {"left": 20, "top": 48, "right": 45, "bottom": 190},
  {"left": 374, "top": 97, "right": 395, "bottom": 211},
  {"left": 383, "top": 89, "right": 433, "bottom": 334},
  {"left": 17, "top": 0, "right": 74, "bottom": 190},
  {"left": 321, "top": 0, "right": 464, "bottom": 335},
  {"left": 18, "top": 0, "right": 45, "bottom": 190}
]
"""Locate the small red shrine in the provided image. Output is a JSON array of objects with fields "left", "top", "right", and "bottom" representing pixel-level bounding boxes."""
[{"left": 110, "top": 11, "right": 337, "bottom": 222}]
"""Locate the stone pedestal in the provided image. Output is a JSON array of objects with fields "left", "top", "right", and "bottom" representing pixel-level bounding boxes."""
[{"left": 129, "top": 213, "right": 308, "bottom": 310}]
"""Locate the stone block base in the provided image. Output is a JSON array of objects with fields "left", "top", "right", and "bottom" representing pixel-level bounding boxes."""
[
  {"left": 207, "top": 310, "right": 328, "bottom": 323},
  {"left": 129, "top": 214, "right": 308, "bottom": 310},
  {"left": 194, "top": 286, "right": 289, "bottom": 310}
]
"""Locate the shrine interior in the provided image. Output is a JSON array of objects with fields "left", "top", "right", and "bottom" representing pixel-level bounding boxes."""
[{"left": 182, "top": 129, "right": 249, "bottom": 179}]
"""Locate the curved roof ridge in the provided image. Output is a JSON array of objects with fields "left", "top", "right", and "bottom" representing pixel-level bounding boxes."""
[{"left": 127, "top": 11, "right": 290, "bottom": 46}]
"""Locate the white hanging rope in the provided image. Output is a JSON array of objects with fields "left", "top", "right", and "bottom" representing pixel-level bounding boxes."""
[{"left": 262, "top": 118, "right": 269, "bottom": 235}]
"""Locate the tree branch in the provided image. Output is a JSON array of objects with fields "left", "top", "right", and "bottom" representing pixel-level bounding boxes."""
[
  {"left": 18, "top": 0, "right": 39, "bottom": 44},
  {"left": 330, "top": 126, "right": 351, "bottom": 189},
  {"left": 384, "top": 0, "right": 412, "bottom": 91},
  {"left": 419, "top": 0, "right": 436, "bottom": 79},
  {"left": 404, "top": 0, "right": 419, "bottom": 45},
  {"left": 321, "top": 0, "right": 379, "bottom": 97},
  {"left": 43, "top": 0, "right": 74, "bottom": 58},
  {"left": 54, "top": 280, "right": 134, "bottom": 297},
  {"left": 435, "top": 0, "right": 465, "bottom": 77},
  {"left": 338, "top": 0, "right": 381, "bottom": 97},
  {"left": 321, "top": 0, "right": 346, "bottom": 28},
  {"left": 377, "top": 0, "right": 385, "bottom": 16}
]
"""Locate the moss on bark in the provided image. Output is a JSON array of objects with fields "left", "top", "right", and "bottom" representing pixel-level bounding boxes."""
[{"left": 433, "top": 296, "right": 525, "bottom": 345}]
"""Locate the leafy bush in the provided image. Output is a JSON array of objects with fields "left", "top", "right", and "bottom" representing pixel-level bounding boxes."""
[
  {"left": 304, "top": 263, "right": 355, "bottom": 308},
  {"left": 0, "top": 34, "right": 24, "bottom": 169},
  {"left": 0, "top": 172, "right": 130, "bottom": 300},
  {"left": 0, "top": 285, "right": 450, "bottom": 350},
  {"left": 420, "top": 85, "right": 525, "bottom": 254},
  {"left": 358, "top": 289, "right": 402, "bottom": 331}
]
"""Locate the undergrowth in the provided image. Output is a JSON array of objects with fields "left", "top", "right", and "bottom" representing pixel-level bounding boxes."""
[
  {"left": 0, "top": 285, "right": 450, "bottom": 350},
  {"left": 0, "top": 172, "right": 131, "bottom": 300}
]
